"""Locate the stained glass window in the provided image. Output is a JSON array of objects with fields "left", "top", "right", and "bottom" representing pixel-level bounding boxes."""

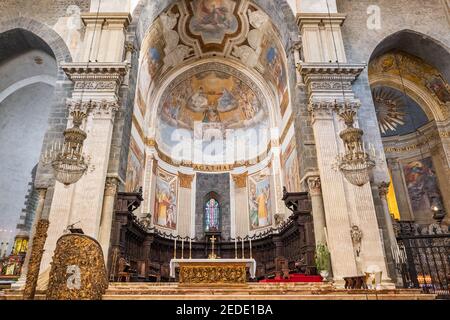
[{"left": 205, "top": 198, "right": 220, "bottom": 232}]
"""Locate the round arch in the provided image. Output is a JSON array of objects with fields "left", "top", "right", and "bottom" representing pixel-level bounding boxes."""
[
  {"left": 0, "top": 17, "right": 73, "bottom": 64},
  {"left": 369, "top": 29, "right": 450, "bottom": 83}
]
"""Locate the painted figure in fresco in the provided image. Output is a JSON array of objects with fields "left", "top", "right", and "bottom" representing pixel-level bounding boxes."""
[
  {"left": 156, "top": 188, "right": 170, "bottom": 226},
  {"left": 257, "top": 185, "right": 270, "bottom": 226},
  {"left": 426, "top": 75, "right": 450, "bottom": 104},
  {"left": 203, "top": 107, "right": 221, "bottom": 123},
  {"left": 190, "top": 87, "right": 209, "bottom": 112},
  {"left": 217, "top": 88, "right": 236, "bottom": 112},
  {"left": 148, "top": 47, "right": 161, "bottom": 77},
  {"left": 403, "top": 158, "right": 445, "bottom": 217},
  {"left": 249, "top": 179, "right": 271, "bottom": 229},
  {"left": 199, "top": 0, "right": 231, "bottom": 28}
]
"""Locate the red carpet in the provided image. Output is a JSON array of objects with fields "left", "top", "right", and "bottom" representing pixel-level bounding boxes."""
[{"left": 259, "top": 274, "right": 323, "bottom": 283}]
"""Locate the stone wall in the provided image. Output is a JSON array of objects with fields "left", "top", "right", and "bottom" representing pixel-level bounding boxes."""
[{"left": 195, "top": 173, "right": 231, "bottom": 240}]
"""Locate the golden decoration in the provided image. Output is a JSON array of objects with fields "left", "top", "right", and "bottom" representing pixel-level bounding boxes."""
[
  {"left": 232, "top": 172, "right": 248, "bottom": 188},
  {"left": 178, "top": 262, "right": 247, "bottom": 286},
  {"left": 46, "top": 234, "right": 108, "bottom": 300},
  {"left": 23, "top": 219, "right": 50, "bottom": 300},
  {"left": 178, "top": 172, "right": 194, "bottom": 189}
]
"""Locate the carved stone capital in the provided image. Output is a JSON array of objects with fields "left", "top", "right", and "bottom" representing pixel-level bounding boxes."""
[
  {"left": 306, "top": 176, "right": 322, "bottom": 196},
  {"left": 178, "top": 172, "right": 194, "bottom": 189},
  {"left": 124, "top": 41, "right": 135, "bottom": 53},
  {"left": 105, "top": 177, "right": 119, "bottom": 197},
  {"left": 232, "top": 172, "right": 248, "bottom": 188},
  {"left": 90, "top": 100, "right": 120, "bottom": 119},
  {"left": 378, "top": 181, "right": 390, "bottom": 199}
]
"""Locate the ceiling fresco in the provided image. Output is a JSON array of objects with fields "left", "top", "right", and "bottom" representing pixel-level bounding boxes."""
[{"left": 137, "top": 0, "right": 289, "bottom": 119}]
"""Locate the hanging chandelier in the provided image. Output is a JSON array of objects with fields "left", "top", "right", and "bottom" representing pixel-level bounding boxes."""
[
  {"left": 42, "top": 108, "right": 89, "bottom": 186},
  {"left": 337, "top": 107, "right": 375, "bottom": 187}
]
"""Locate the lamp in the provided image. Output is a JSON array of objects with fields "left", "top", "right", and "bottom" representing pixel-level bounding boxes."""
[
  {"left": 430, "top": 196, "right": 445, "bottom": 222},
  {"left": 336, "top": 107, "right": 375, "bottom": 186},
  {"left": 42, "top": 108, "right": 89, "bottom": 186}
]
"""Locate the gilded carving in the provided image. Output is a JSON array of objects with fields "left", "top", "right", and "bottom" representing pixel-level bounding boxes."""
[
  {"left": 46, "top": 234, "right": 108, "bottom": 300},
  {"left": 178, "top": 262, "right": 247, "bottom": 285},
  {"left": 232, "top": 172, "right": 248, "bottom": 188},
  {"left": 178, "top": 172, "right": 194, "bottom": 189},
  {"left": 23, "top": 219, "right": 50, "bottom": 300}
]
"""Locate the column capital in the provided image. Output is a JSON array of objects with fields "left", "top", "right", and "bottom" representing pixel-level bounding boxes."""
[
  {"left": 306, "top": 176, "right": 322, "bottom": 196},
  {"left": 377, "top": 181, "right": 390, "bottom": 199},
  {"left": 296, "top": 13, "right": 347, "bottom": 29},
  {"left": 81, "top": 12, "right": 131, "bottom": 28},
  {"left": 178, "top": 172, "right": 195, "bottom": 189},
  {"left": 232, "top": 172, "right": 248, "bottom": 188},
  {"left": 105, "top": 177, "right": 120, "bottom": 197}
]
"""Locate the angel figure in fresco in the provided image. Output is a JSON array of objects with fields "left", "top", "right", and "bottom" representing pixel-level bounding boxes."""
[{"left": 426, "top": 75, "right": 450, "bottom": 104}]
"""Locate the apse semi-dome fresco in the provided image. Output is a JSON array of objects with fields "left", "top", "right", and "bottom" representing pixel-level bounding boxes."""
[{"left": 157, "top": 63, "right": 270, "bottom": 164}]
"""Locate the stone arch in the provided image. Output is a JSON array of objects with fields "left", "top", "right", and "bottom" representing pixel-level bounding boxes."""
[
  {"left": 370, "top": 29, "right": 450, "bottom": 82},
  {"left": 0, "top": 17, "right": 73, "bottom": 64}
]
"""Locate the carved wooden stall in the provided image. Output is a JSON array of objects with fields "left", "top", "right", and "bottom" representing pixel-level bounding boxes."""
[{"left": 108, "top": 189, "right": 316, "bottom": 282}]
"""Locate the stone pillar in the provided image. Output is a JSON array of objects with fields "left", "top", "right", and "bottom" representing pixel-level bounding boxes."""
[
  {"left": 232, "top": 173, "right": 249, "bottom": 238},
  {"left": 178, "top": 173, "right": 194, "bottom": 238},
  {"left": 98, "top": 176, "right": 119, "bottom": 261},
  {"left": 387, "top": 158, "right": 414, "bottom": 221},
  {"left": 377, "top": 181, "right": 400, "bottom": 283},
  {"left": 38, "top": 14, "right": 130, "bottom": 282},
  {"left": 307, "top": 176, "right": 326, "bottom": 246}
]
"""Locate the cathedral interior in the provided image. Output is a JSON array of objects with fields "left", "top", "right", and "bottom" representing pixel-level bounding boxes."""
[{"left": 0, "top": 0, "right": 449, "bottom": 300}]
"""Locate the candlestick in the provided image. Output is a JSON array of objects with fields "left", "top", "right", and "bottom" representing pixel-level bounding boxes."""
[
  {"left": 249, "top": 238, "right": 252, "bottom": 259},
  {"left": 174, "top": 238, "right": 177, "bottom": 259},
  {"left": 241, "top": 238, "right": 245, "bottom": 259},
  {"left": 235, "top": 238, "right": 238, "bottom": 259},
  {"left": 189, "top": 238, "right": 192, "bottom": 259}
]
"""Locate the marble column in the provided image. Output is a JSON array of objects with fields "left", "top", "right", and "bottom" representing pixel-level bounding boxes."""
[
  {"left": 98, "top": 176, "right": 119, "bottom": 261},
  {"left": 307, "top": 176, "right": 327, "bottom": 246},
  {"left": 387, "top": 158, "right": 414, "bottom": 221}
]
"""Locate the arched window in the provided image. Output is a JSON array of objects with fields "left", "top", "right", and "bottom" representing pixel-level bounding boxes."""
[{"left": 204, "top": 198, "right": 220, "bottom": 232}]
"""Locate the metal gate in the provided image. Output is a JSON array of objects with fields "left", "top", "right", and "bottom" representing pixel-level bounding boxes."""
[{"left": 395, "top": 222, "right": 450, "bottom": 299}]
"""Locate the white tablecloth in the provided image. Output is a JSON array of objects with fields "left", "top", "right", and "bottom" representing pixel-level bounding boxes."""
[{"left": 169, "top": 259, "right": 257, "bottom": 279}]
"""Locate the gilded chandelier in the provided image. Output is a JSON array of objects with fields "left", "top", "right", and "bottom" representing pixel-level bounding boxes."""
[
  {"left": 337, "top": 108, "right": 375, "bottom": 187},
  {"left": 42, "top": 109, "right": 89, "bottom": 186}
]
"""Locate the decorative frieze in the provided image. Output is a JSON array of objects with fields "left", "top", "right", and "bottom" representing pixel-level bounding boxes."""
[{"left": 61, "top": 62, "right": 128, "bottom": 99}]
